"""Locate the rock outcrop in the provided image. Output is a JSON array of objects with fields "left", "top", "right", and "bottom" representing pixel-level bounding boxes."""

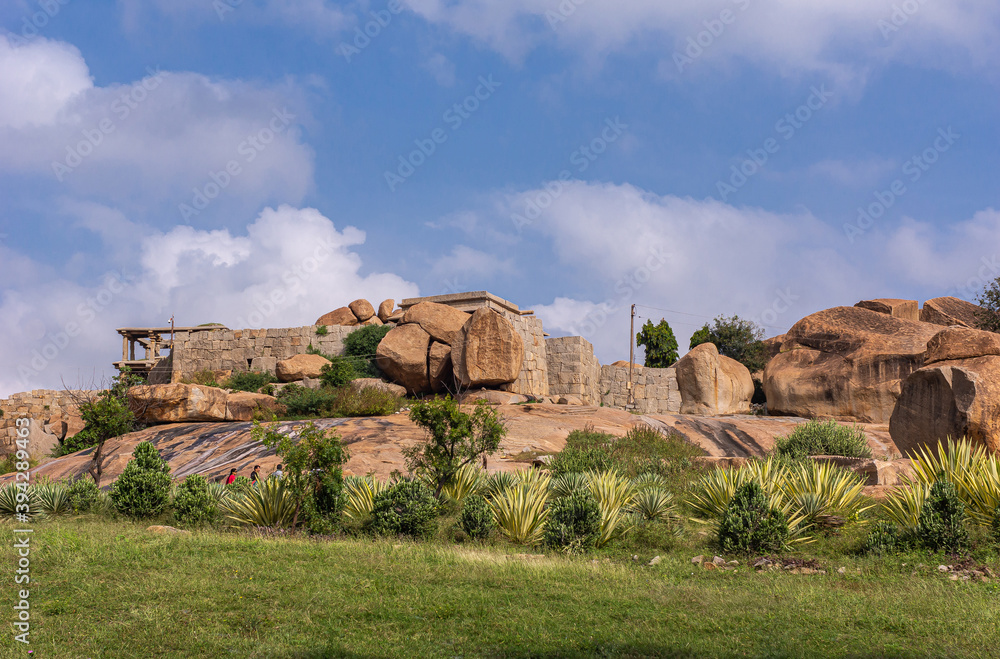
[
  {"left": 315, "top": 306, "right": 358, "bottom": 327},
  {"left": 377, "top": 299, "right": 395, "bottom": 323},
  {"left": 349, "top": 378, "right": 407, "bottom": 398},
  {"left": 225, "top": 392, "right": 286, "bottom": 421},
  {"left": 316, "top": 298, "right": 386, "bottom": 326},
  {"left": 920, "top": 296, "right": 982, "bottom": 328},
  {"left": 275, "top": 354, "right": 330, "bottom": 382},
  {"left": 349, "top": 298, "right": 376, "bottom": 322},
  {"left": 451, "top": 308, "right": 524, "bottom": 388},
  {"left": 428, "top": 341, "right": 453, "bottom": 393},
  {"left": 924, "top": 327, "right": 1000, "bottom": 365},
  {"left": 674, "top": 343, "right": 753, "bottom": 416},
  {"left": 402, "top": 302, "right": 471, "bottom": 345},
  {"left": 855, "top": 298, "right": 919, "bottom": 322},
  {"left": 130, "top": 384, "right": 232, "bottom": 423},
  {"left": 375, "top": 323, "right": 432, "bottom": 394},
  {"left": 763, "top": 306, "right": 940, "bottom": 423}
]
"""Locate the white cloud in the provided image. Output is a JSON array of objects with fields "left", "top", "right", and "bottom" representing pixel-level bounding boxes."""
[
  {"left": 0, "top": 206, "right": 420, "bottom": 397},
  {"left": 422, "top": 53, "right": 457, "bottom": 86},
  {"left": 0, "top": 36, "right": 92, "bottom": 129}
]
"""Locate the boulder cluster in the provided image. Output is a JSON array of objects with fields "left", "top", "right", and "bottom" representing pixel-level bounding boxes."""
[{"left": 315, "top": 298, "right": 399, "bottom": 327}]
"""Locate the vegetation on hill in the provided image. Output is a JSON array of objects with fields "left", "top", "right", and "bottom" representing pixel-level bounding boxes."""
[
  {"left": 635, "top": 318, "right": 679, "bottom": 367},
  {"left": 689, "top": 314, "right": 769, "bottom": 373}
]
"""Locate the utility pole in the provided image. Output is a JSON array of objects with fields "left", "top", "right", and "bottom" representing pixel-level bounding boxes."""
[{"left": 627, "top": 304, "right": 636, "bottom": 409}]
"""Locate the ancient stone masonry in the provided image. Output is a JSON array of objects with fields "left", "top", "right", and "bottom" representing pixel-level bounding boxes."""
[
  {"left": 498, "top": 313, "right": 548, "bottom": 398},
  {"left": 546, "top": 336, "right": 600, "bottom": 405},
  {"left": 0, "top": 390, "right": 89, "bottom": 452},
  {"left": 599, "top": 364, "right": 682, "bottom": 414}
]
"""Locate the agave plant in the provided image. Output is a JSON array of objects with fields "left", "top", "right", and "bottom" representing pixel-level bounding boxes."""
[
  {"left": 220, "top": 478, "right": 297, "bottom": 528},
  {"left": 632, "top": 472, "right": 669, "bottom": 491},
  {"left": 550, "top": 472, "right": 590, "bottom": 498},
  {"left": 441, "top": 465, "right": 487, "bottom": 505},
  {"left": 587, "top": 471, "right": 638, "bottom": 547},
  {"left": 0, "top": 483, "right": 40, "bottom": 520},
  {"left": 629, "top": 487, "right": 677, "bottom": 523},
  {"left": 206, "top": 482, "right": 231, "bottom": 506},
  {"left": 343, "top": 475, "right": 390, "bottom": 522},
  {"left": 488, "top": 476, "right": 550, "bottom": 545},
  {"left": 905, "top": 438, "right": 1000, "bottom": 527},
  {"left": 515, "top": 467, "right": 551, "bottom": 490},
  {"left": 34, "top": 482, "right": 73, "bottom": 516},
  {"left": 484, "top": 471, "right": 518, "bottom": 499},
  {"left": 783, "top": 461, "right": 873, "bottom": 526},
  {"left": 686, "top": 459, "right": 789, "bottom": 522},
  {"left": 882, "top": 482, "right": 929, "bottom": 533}
]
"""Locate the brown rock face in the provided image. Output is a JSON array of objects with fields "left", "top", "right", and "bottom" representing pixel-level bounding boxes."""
[
  {"left": 225, "top": 392, "right": 286, "bottom": 421},
  {"left": 428, "top": 341, "right": 453, "bottom": 393},
  {"left": 129, "top": 384, "right": 230, "bottom": 423},
  {"left": 316, "top": 307, "right": 358, "bottom": 326},
  {"left": 855, "top": 298, "right": 919, "bottom": 322},
  {"left": 275, "top": 354, "right": 330, "bottom": 382},
  {"left": 402, "top": 302, "right": 471, "bottom": 345},
  {"left": 890, "top": 355, "right": 1000, "bottom": 455},
  {"left": 376, "top": 324, "right": 432, "bottom": 394},
  {"left": 377, "top": 299, "right": 395, "bottom": 322},
  {"left": 763, "top": 335, "right": 785, "bottom": 361},
  {"left": 674, "top": 343, "right": 753, "bottom": 416},
  {"left": 763, "top": 306, "right": 940, "bottom": 423},
  {"left": 349, "top": 299, "right": 376, "bottom": 322},
  {"left": 920, "top": 296, "right": 982, "bottom": 328},
  {"left": 925, "top": 327, "right": 1000, "bottom": 365},
  {"left": 360, "top": 316, "right": 384, "bottom": 326},
  {"left": 451, "top": 308, "right": 524, "bottom": 388},
  {"left": 349, "top": 378, "right": 407, "bottom": 398}
]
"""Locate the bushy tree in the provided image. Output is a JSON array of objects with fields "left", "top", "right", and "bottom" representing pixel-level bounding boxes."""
[
  {"left": 66, "top": 477, "right": 102, "bottom": 514},
  {"left": 773, "top": 420, "right": 872, "bottom": 463},
  {"left": 343, "top": 324, "right": 393, "bottom": 377},
  {"left": 544, "top": 490, "right": 601, "bottom": 552},
  {"left": 689, "top": 315, "right": 768, "bottom": 373},
  {"left": 717, "top": 481, "right": 788, "bottom": 554},
  {"left": 862, "top": 520, "right": 904, "bottom": 555},
  {"left": 365, "top": 479, "right": 438, "bottom": 539},
  {"left": 459, "top": 494, "right": 495, "bottom": 540},
  {"left": 974, "top": 277, "right": 1000, "bottom": 333},
  {"left": 404, "top": 397, "right": 506, "bottom": 497},
  {"left": 173, "top": 474, "right": 217, "bottom": 527},
  {"left": 917, "top": 480, "right": 969, "bottom": 553},
  {"left": 636, "top": 319, "right": 679, "bottom": 368},
  {"left": 110, "top": 441, "right": 172, "bottom": 519},
  {"left": 319, "top": 357, "right": 357, "bottom": 388}
]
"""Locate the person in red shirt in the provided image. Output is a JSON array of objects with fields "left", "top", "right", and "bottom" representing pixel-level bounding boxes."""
[{"left": 225, "top": 468, "right": 237, "bottom": 485}]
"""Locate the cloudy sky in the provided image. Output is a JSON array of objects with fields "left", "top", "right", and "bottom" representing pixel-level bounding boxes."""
[{"left": 1, "top": 0, "right": 998, "bottom": 396}]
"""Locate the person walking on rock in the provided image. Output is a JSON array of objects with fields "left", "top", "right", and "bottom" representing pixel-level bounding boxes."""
[{"left": 225, "top": 468, "right": 237, "bottom": 485}]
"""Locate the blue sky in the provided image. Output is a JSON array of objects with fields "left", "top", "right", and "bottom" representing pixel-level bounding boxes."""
[{"left": 1, "top": 0, "right": 998, "bottom": 396}]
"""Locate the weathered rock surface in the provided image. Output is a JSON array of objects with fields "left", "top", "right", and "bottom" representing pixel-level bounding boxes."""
[
  {"left": 402, "top": 302, "right": 471, "bottom": 345},
  {"left": 349, "top": 378, "right": 407, "bottom": 398},
  {"left": 924, "top": 327, "right": 1000, "bottom": 365},
  {"left": 763, "top": 306, "right": 940, "bottom": 423},
  {"left": 225, "top": 392, "right": 285, "bottom": 422},
  {"left": 920, "top": 296, "right": 982, "bottom": 328},
  {"left": 807, "top": 455, "right": 913, "bottom": 486},
  {"left": 360, "top": 316, "right": 384, "bottom": 326},
  {"left": 674, "top": 343, "right": 753, "bottom": 415},
  {"left": 25, "top": 419, "right": 60, "bottom": 461},
  {"left": 763, "top": 335, "right": 786, "bottom": 361},
  {"left": 275, "top": 353, "right": 330, "bottom": 382},
  {"left": 459, "top": 390, "right": 527, "bottom": 405},
  {"left": 377, "top": 299, "right": 395, "bottom": 323},
  {"left": 451, "top": 308, "right": 524, "bottom": 388},
  {"left": 428, "top": 341, "right": 453, "bottom": 393},
  {"left": 855, "top": 298, "right": 919, "bottom": 322},
  {"left": 376, "top": 324, "right": 432, "bottom": 394},
  {"left": 890, "top": 355, "right": 1000, "bottom": 455},
  {"left": 349, "top": 298, "right": 376, "bottom": 322},
  {"left": 129, "top": 384, "right": 230, "bottom": 423},
  {"left": 315, "top": 306, "right": 358, "bottom": 327}
]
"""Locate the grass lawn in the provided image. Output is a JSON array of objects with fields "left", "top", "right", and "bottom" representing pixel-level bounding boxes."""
[{"left": 4, "top": 518, "right": 999, "bottom": 658}]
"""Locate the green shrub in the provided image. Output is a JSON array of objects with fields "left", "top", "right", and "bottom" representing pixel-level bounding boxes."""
[
  {"left": 315, "top": 325, "right": 328, "bottom": 336},
  {"left": 365, "top": 480, "right": 438, "bottom": 539},
  {"left": 717, "top": 481, "right": 788, "bottom": 555},
  {"left": 862, "top": 520, "right": 905, "bottom": 555},
  {"left": 636, "top": 319, "right": 679, "bottom": 367},
  {"left": 276, "top": 385, "right": 335, "bottom": 417},
  {"left": 458, "top": 494, "right": 495, "bottom": 540},
  {"left": 773, "top": 420, "right": 872, "bottom": 462},
  {"left": 344, "top": 324, "right": 392, "bottom": 378},
  {"left": 54, "top": 426, "right": 99, "bottom": 456},
  {"left": 66, "top": 478, "right": 101, "bottom": 514},
  {"left": 334, "top": 385, "right": 402, "bottom": 417},
  {"left": 917, "top": 480, "right": 970, "bottom": 553},
  {"left": 992, "top": 507, "right": 1000, "bottom": 545},
  {"left": 224, "top": 370, "right": 277, "bottom": 393},
  {"left": 227, "top": 475, "right": 252, "bottom": 494},
  {"left": 544, "top": 490, "right": 601, "bottom": 552},
  {"left": 549, "top": 446, "right": 613, "bottom": 476},
  {"left": 320, "top": 357, "right": 357, "bottom": 388},
  {"left": 689, "top": 315, "right": 769, "bottom": 373},
  {"left": 173, "top": 474, "right": 218, "bottom": 527},
  {"left": 549, "top": 425, "right": 703, "bottom": 479},
  {"left": 110, "top": 442, "right": 172, "bottom": 519}
]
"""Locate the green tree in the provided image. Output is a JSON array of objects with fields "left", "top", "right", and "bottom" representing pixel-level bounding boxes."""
[
  {"left": 689, "top": 315, "right": 768, "bottom": 373},
  {"left": 975, "top": 277, "right": 1000, "bottom": 333},
  {"left": 110, "top": 441, "right": 172, "bottom": 519},
  {"left": 404, "top": 397, "right": 507, "bottom": 498},
  {"left": 635, "top": 319, "right": 679, "bottom": 367},
  {"left": 252, "top": 421, "right": 349, "bottom": 533}
]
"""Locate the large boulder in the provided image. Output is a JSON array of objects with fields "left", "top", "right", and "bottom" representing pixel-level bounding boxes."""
[
  {"left": 376, "top": 324, "right": 432, "bottom": 394},
  {"left": 349, "top": 298, "right": 376, "bottom": 322},
  {"left": 451, "top": 308, "right": 524, "bottom": 388},
  {"left": 890, "top": 355, "right": 1000, "bottom": 455},
  {"left": 674, "top": 343, "right": 754, "bottom": 416},
  {"left": 920, "top": 296, "right": 982, "bottom": 328},
  {"left": 925, "top": 327, "right": 1000, "bottom": 365},
  {"left": 360, "top": 316, "right": 384, "bottom": 327},
  {"left": 349, "top": 378, "right": 407, "bottom": 398},
  {"left": 854, "top": 298, "right": 919, "bottom": 322},
  {"left": 377, "top": 299, "right": 395, "bottom": 323},
  {"left": 428, "top": 341, "right": 453, "bottom": 393},
  {"left": 763, "top": 306, "right": 940, "bottom": 423},
  {"left": 129, "top": 384, "right": 230, "bottom": 423},
  {"left": 402, "top": 302, "right": 471, "bottom": 345},
  {"left": 225, "top": 392, "right": 286, "bottom": 422},
  {"left": 316, "top": 307, "right": 358, "bottom": 327},
  {"left": 275, "top": 354, "right": 330, "bottom": 382}
]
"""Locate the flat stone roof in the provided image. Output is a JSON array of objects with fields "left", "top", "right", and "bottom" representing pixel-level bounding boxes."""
[{"left": 400, "top": 291, "right": 526, "bottom": 315}]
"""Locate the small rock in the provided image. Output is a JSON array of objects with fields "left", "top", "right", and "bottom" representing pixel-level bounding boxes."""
[
  {"left": 837, "top": 567, "right": 846, "bottom": 575},
  {"left": 691, "top": 555, "right": 705, "bottom": 565},
  {"left": 938, "top": 565, "right": 949, "bottom": 572},
  {"left": 727, "top": 560, "right": 739, "bottom": 566},
  {"left": 949, "top": 575, "right": 960, "bottom": 581},
  {"left": 648, "top": 556, "right": 662, "bottom": 566},
  {"left": 632, "top": 555, "right": 639, "bottom": 562},
  {"left": 712, "top": 556, "right": 726, "bottom": 566},
  {"left": 703, "top": 562, "right": 717, "bottom": 571}
]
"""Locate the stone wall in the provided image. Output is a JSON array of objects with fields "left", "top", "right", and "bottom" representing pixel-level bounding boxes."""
[
  {"left": 599, "top": 365, "right": 681, "bottom": 414},
  {"left": 0, "top": 390, "right": 90, "bottom": 453},
  {"left": 166, "top": 325, "right": 357, "bottom": 383},
  {"left": 499, "top": 312, "right": 549, "bottom": 398},
  {"left": 545, "top": 336, "right": 601, "bottom": 405}
]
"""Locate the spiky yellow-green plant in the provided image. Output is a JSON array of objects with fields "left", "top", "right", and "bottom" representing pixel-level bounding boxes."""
[
  {"left": 220, "top": 478, "right": 297, "bottom": 528},
  {"left": 0, "top": 483, "right": 39, "bottom": 520},
  {"left": 904, "top": 438, "right": 1000, "bottom": 527},
  {"left": 629, "top": 487, "right": 677, "bottom": 523},
  {"left": 550, "top": 472, "right": 590, "bottom": 498},
  {"left": 343, "top": 475, "right": 389, "bottom": 522},
  {"left": 685, "top": 458, "right": 789, "bottom": 521},
  {"left": 488, "top": 476, "right": 550, "bottom": 545},
  {"left": 484, "top": 471, "right": 517, "bottom": 498},
  {"left": 632, "top": 472, "right": 669, "bottom": 491},
  {"left": 441, "top": 465, "right": 487, "bottom": 504},
  {"left": 587, "top": 471, "right": 638, "bottom": 547},
  {"left": 515, "top": 467, "right": 550, "bottom": 490},
  {"left": 783, "top": 461, "right": 873, "bottom": 525},
  {"left": 882, "top": 482, "right": 929, "bottom": 533},
  {"left": 34, "top": 482, "right": 72, "bottom": 516}
]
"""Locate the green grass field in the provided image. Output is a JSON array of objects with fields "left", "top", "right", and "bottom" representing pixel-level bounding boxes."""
[{"left": 4, "top": 518, "right": 999, "bottom": 658}]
